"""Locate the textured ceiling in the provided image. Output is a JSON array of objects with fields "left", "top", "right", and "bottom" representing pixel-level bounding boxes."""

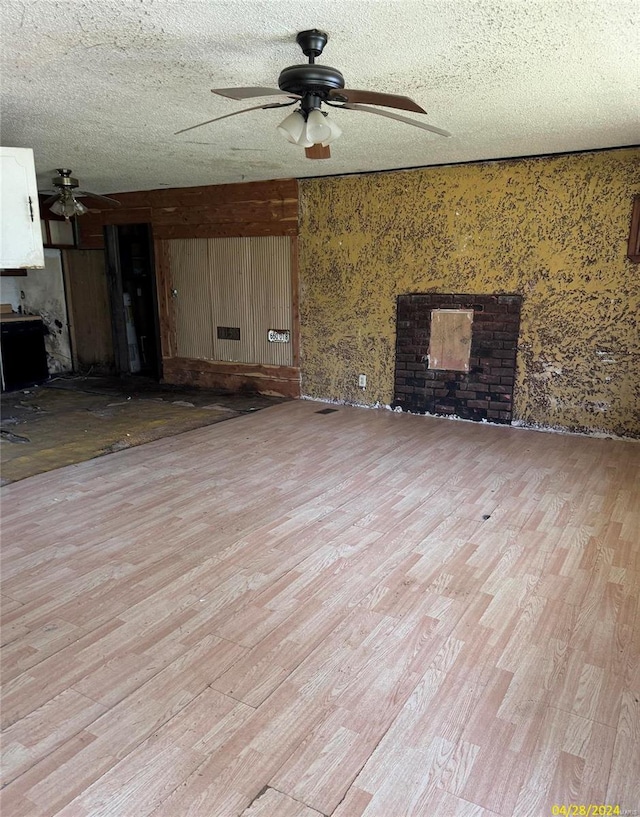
[{"left": 1, "top": 0, "right": 639, "bottom": 194}]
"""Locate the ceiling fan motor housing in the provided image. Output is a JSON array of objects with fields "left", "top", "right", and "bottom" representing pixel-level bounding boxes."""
[
  {"left": 279, "top": 30, "right": 344, "bottom": 102},
  {"left": 278, "top": 64, "right": 345, "bottom": 99},
  {"left": 53, "top": 169, "right": 79, "bottom": 189}
]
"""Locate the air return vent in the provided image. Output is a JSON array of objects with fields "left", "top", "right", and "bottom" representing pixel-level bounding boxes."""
[{"left": 217, "top": 326, "right": 240, "bottom": 341}]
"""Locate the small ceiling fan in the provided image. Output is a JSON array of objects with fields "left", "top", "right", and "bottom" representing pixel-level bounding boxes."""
[
  {"left": 176, "top": 29, "right": 451, "bottom": 159},
  {"left": 40, "top": 169, "right": 121, "bottom": 220}
]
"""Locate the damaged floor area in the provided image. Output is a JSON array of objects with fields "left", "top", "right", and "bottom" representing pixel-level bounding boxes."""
[{"left": 0, "top": 375, "right": 285, "bottom": 484}]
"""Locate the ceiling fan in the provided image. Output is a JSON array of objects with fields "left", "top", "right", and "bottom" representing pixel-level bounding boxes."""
[
  {"left": 176, "top": 29, "right": 451, "bottom": 159},
  {"left": 40, "top": 169, "right": 121, "bottom": 220}
]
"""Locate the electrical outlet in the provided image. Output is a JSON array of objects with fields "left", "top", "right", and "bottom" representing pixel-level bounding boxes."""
[{"left": 358, "top": 374, "right": 367, "bottom": 389}]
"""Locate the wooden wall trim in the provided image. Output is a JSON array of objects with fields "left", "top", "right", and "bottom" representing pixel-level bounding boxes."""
[
  {"left": 97, "top": 207, "right": 153, "bottom": 225},
  {"left": 152, "top": 200, "right": 297, "bottom": 225},
  {"left": 163, "top": 357, "right": 301, "bottom": 399},
  {"left": 153, "top": 222, "right": 297, "bottom": 240},
  {"left": 290, "top": 235, "right": 300, "bottom": 369},
  {"left": 154, "top": 239, "right": 176, "bottom": 359},
  {"left": 61, "top": 250, "right": 78, "bottom": 370},
  {"left": 166, "top": 357, "right": 300, "bottom": 380},
  {"left": 104, "top": 179, "right": 296, "bottom": 208},
  {"left": 75, "top": 211, "right": 105, "bottom": 249},
  {"left": 628, "top": 195, "right": 640, "bottom": 262},
  {"left": 76, "top": 179, "right": 299, "bottom": 249}
]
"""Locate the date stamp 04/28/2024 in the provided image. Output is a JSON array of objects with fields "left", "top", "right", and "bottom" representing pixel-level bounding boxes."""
[{"left": 551, "top": 808, "right": 637, "bottom": 816}]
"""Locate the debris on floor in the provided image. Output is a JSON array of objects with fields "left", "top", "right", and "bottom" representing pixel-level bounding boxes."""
[
  {"left": 0, "top": 374, "right": 286, "bottom": 483},
  {"left": 0, "top": 429, "right": 31, "bottom": 444}
]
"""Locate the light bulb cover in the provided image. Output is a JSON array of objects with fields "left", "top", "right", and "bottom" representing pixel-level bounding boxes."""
[
  {"left": 305, "top": 109, "right": 331, "bottom": 144},
  {"left": 296, "top": 127, "right": 315, "bottom": 148},
  {"left": 277, "top": 110, "right": 307, "bottom": 145},
  {"left": 50, "top": 193, "right": 88, "bottom": 220},
  {"left": 321, "top": 116, "right": 342, "bottom": 146}
]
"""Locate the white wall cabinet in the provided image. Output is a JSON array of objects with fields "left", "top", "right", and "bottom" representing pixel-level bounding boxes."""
[{"left": 1, "top": 147, "right": 45, "bottom": 269}]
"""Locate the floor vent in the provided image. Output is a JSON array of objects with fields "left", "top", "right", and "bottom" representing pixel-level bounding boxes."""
[{"left": 316, "top": 408, "right": 339, "bottom": 414}]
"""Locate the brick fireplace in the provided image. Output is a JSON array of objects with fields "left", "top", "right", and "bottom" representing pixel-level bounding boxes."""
[{"left": 393, "top": 294, "right": 522, "bottom": 424}]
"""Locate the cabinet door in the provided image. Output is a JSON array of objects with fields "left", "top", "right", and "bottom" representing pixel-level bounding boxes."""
[{"left": 1, "top": 147, "right": 45, "bottom": 268}]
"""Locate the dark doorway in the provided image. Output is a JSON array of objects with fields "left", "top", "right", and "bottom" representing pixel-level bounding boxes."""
[{"left": 104, "top": 224, "right": 161, "bottom": 379}]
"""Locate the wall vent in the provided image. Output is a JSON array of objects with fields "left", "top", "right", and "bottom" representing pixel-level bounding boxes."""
[{"left": 217, "top": 326, "right": 240, "bottom": 341}]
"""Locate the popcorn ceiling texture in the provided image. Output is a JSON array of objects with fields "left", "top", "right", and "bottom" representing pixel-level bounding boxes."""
[
  {"left": 298, "top": 148, "right": 640, "bottom": 437},
  {"left": 1, "top": 0, "right": 638, "bottom": 192}
]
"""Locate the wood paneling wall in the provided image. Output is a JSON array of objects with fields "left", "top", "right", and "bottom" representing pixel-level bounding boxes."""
[
  {"left": 168, "top": 236, "right": 293, "bottom": 366},
  {"left": 207, "top": 236, "right": 293, "bottom": 367},
  {"left": 76, "top": 179, "right": 298, "bottom": 250},
  {"left": 74, "top": 178, "right": 300, "bottom": 397},
  {"left": 62, "top": 249, "right": 114, "bottom": 371},
  {"left": 170, "top": 239, "right": 214, "bottom": 361},
  {"left": 166, "top": 236, "right": 296, "bottom": 395}
]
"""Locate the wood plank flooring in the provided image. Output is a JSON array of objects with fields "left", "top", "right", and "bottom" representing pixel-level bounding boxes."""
[{"left": 1, "top": 400, "right": 639, "bottom": 816}]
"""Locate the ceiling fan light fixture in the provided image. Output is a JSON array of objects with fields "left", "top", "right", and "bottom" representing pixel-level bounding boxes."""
[
  {"left": 277, "top": 107, "right": 340, "bottom": 151},
  {"left": 50, "top": 192, "right": 88, "bottom": 220}
]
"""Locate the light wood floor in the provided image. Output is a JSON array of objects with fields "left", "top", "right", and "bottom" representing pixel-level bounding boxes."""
[{"left": 1, "top": 400, "right": 639, "bottom": 817}]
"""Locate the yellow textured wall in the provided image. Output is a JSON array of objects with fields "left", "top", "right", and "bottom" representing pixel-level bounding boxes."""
[{"left": 298, "top": 148, "right": 640, "bottom": 437}]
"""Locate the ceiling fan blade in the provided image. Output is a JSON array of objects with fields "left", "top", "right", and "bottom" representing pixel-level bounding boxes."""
[
  {"left": 40, "top": 193, "right": 59, "bottom": 206},
  {"left": 212, "top": 87, "right": 298, "bottom": 101},
  {"left": 175, "top": 102, "right": 295, "bottom": 135},
  {"left": 76, "top": 191, "right": 121, "bottom": 207},
  {"left": 343, "top": 104, "right": 452, "bottom": 137},
  {"left": 305, "top": 144, "right": 331, "bottom": 160},
  {"left": 330, "top": 89, "right": 427, "bottom": 114}
]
